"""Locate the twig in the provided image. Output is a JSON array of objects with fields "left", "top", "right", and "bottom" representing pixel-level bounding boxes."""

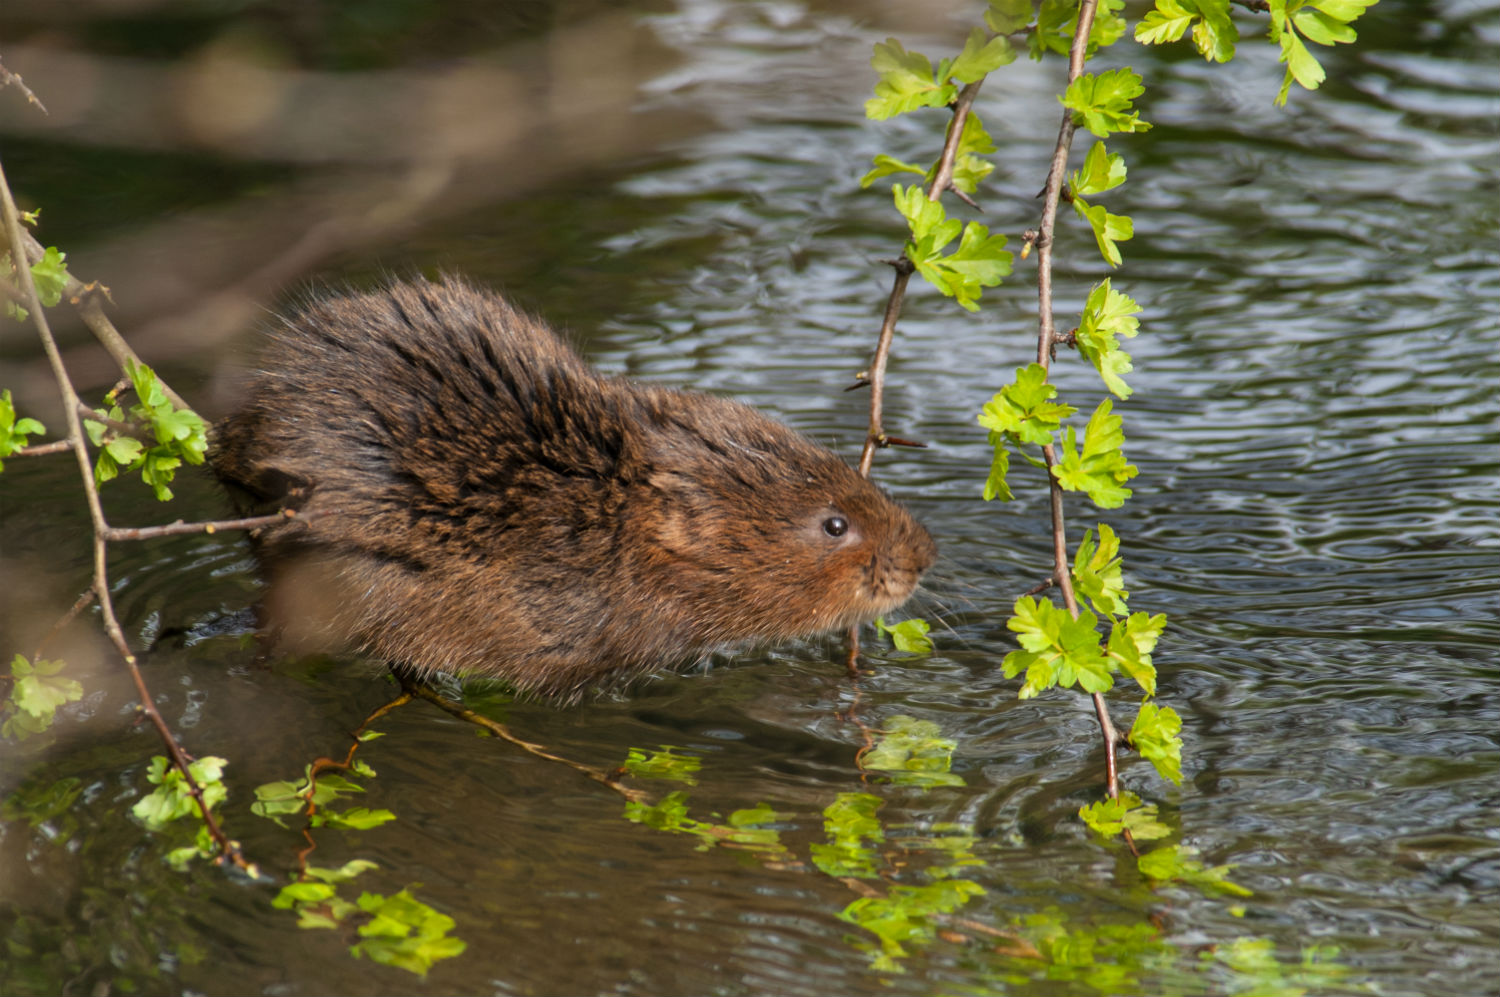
[
  {"left": 13, "top": 439, "right": 73, "bottom": 457},
  {"left": 0, "top": 154, "right": 249, "bottom": 871},
  {"left": 845, "top": 78, "right": 988, "bottom": 670},
  {"left": 1030, "top": 0, "right": 1122, "bottom": 800},
  {"left": 102, "top": 509, "right": 308, "bottom": 542},
  {"left": 399, "top": 675, "right": 647, "bottom": 802},
  {"left": 0, "top": 57, "right": 48, "bottom": 115}
]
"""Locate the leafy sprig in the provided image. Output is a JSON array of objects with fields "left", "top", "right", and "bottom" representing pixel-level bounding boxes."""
[
  {"left": 3, "top": 245, "right": 70, "bottom": 322},
  {"left": 2, "top": 653, "right": 82, "bottom": 738},
  {"left": 0, "top": 390, "right": 46, "bottom": 470},
  {"left": 894, "top": 184, "right": 1013, "bottom": 312},
  {"left": 84, "top": 358, "right": 208, "bottom": 501}
]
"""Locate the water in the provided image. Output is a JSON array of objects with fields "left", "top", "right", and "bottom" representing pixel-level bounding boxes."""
[{"left": 2, "top": 0, "right": 1497, "bottom": 993}]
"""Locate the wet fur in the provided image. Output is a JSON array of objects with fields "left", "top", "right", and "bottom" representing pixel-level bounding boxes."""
[{"left": 213, "top": 278, "right": 934, "bottom": 698}]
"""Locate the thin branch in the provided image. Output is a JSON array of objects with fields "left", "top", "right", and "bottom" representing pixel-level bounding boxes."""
[
  {"left": 0, "top": 57, "right": 48, "bottom": 114},
  {"left": 846, "top": 79, "right": 988, "bottom": 669},
  {"left": 13, "top": 439, "right": 73, "bottom": 457},
  {"left": 0, "top": 154, "right": 249, "bottom": 871},
  {"left": 1030, "top": 0, "right": 1123, "bottom": 799},
  {"left": 102, "top": 509, "right": 309, "bottom": 542}
]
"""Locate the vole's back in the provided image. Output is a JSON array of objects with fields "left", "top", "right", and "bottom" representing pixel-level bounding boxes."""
[{"left": 214, "top": 279, "right": 934, "bottom": 698}]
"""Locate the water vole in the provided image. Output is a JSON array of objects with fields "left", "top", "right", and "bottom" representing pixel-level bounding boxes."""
[{"left": 212, "top": 278, "right": 935, "bottom": 698}]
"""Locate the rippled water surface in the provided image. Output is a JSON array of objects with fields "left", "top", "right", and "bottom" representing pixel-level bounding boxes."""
[{"left": 2, "top": 0, "right": 1497, "bottom": 994}]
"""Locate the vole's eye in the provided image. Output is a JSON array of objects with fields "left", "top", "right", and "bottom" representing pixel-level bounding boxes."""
[{"left": 822, "top": 515, "right": 849, "bottom": 538}]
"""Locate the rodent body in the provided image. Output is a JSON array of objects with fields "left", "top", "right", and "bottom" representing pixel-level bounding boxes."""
[{"left": 212, "top": 278, "right": 934, "bottom": 698}]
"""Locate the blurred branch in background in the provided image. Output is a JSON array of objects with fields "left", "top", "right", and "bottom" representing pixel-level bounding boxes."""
[{"left": 0, "top": 8, "right": 699, "bottom": 417}]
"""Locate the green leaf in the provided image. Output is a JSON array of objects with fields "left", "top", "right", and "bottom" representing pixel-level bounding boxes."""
[
  {"left": 861, "top": 153, "right": 927, "bottom": 189},
  {"left": 104, "top": 436, "right": 144, "bottom": 466},
  {"left": 1135, "top": 0, "right": 1195, "bottom": 44},
  {"left": 132, "top": 755, "right": 227, "bottom": 830},
  {"left": 875, "top": 617, "right": 934, "bottom": 654},
  {"left": 1108, "top": 611, "right": 1167, "bottom": 695},
  {"left": 1069, "top": 140, "right": 1126, "bottom": 197},
  {"left": 949, "top": 27, "right": 1016, "bottom": 83},
  {"left": 948, "top": 112, "right": 997, "bottom": 195},
  {"left": 1073, "top": 524, "right": 1128, "bottom": 618},
  {"left": 0, "top": 390, "right": 47, "bottom": 470},
  {"left": 313, "top": 807, "right": 397, "bottom": 830},
  {"left": 840, "top": 880, "right": 986, "bottom": 970},
  {"left": 986, "top": 0, "right": 1034, "bottom": 35},
  {"left": 1053, "top": 400, "right": 1137, "bottom": 509},
  {"left": 1130, "top": 699, "right": 1184, "bottom": 784},
  {"left": 1294, "top": 7, "right": 1357, "bottom": 44},
  {"left": 895, "top": 183, "right": 960, "bottom": 252},
  {"left": 1071, "top": 196, "right": 1135, "bottom": 267},
  {"left": 1003, "top": 596, "right": 1112, "bottom": 698},
  {"left": 863, "top": 715, "right": 965, "bottom": 788},
  {"left": 273, "top": 881, "right": 337, "bottom": 909},
  {"left": 1060, "top": 68, "right": 1151, "bottom": 137},
  {"left": 306, "top": 860, "right": 380, "bottom": 883},
  {"left": 867, "top": 39, "right": 953, "bottom": 120},
  {"left": 1075, "top": 278, "right": 1142, "bottom": 398},
  {"left": 982, "top": 444, "right": 1012, "bottom": 502},
  {"left": 1140, "top": 844, "right": 1251, "bottom": 897}
]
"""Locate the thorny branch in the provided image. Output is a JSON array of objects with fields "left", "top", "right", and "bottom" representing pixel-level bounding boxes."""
[
  {"left": 1031, "top": 0, "right": 1123, "bottom": 800},
  {"left": 845, "top": 79, "right": 987, "bottom": 667}
]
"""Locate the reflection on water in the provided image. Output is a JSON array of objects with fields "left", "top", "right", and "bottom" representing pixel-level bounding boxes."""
[{"left": 2, "top": 0, "right": 1498, "bottom": 994}]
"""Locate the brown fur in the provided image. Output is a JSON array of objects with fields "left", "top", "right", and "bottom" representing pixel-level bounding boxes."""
[{"left": 212, "top": 278, "right": 935, "bottom": 698}]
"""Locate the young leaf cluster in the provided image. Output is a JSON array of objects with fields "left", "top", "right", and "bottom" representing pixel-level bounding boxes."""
[
  {"left": 273, "top": 869, "right": 466, "bottom": 977},
  {"left": 84, "top": 359, "right": 208, "bottom": 501},
  {"left": 1059, "top": 73, "right": 1148, "bottom": 267},
  {"left": 132, "top": 754, "right": 229, "bottom": 868},
  {"left": 892, "top": 184, "right": 1013, "bottom": 312},
  {"left": 863, "top": 27, "right": 1018, "bottom": 314},
  {"left": 978, "top": 367, "right": 1137, "bottom": 509},
  {"left": 999, "top": 524, "right": 1178, "bottom": 784},
  {"left": 253, "top": 762, "right": 393, "bottom": 830},
  {"left": 2, "top": 653, "right": 82, "bottom": 738},
  {"left": 2, "top": 245, "right": 70, "bottom": 322},
  {"left": 875, "top": 616, "right": 934, "bottom": 655},
  {"left": 254, "top": 734, "right": 463, "bottom": 977},
  {"left": 1134, "top": 0, "right": 1380, "bottom": 104},
  {"left": 1029, "top": 0, "right": 1129, "bottom": 61},
  {"left": 0, "top": 390, "right": 46, "bottom": 471}
]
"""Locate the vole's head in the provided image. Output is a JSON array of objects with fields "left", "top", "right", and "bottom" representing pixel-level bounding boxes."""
[{"left": 634, "top": 389, "right": 935, "bottom": 646}]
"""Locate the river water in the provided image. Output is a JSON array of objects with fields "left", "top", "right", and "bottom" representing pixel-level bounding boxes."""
[{"left": 1, "top": 0, "right": 1497, "bottom": 994}]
